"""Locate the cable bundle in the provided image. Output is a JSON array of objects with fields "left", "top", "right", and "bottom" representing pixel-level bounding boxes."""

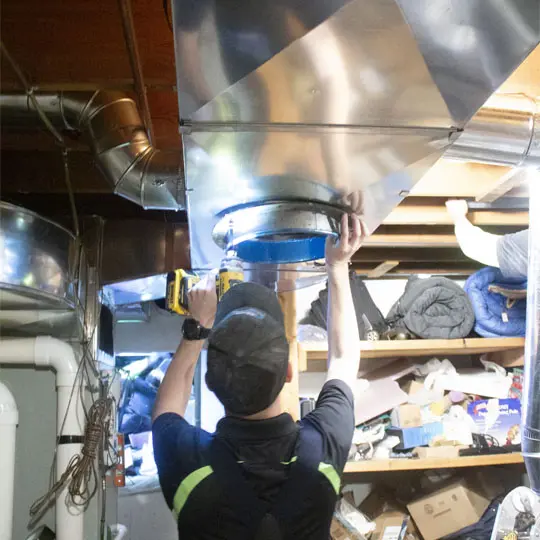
[{"left": 29, "top": 397, "right": 113, "bottom": 526}]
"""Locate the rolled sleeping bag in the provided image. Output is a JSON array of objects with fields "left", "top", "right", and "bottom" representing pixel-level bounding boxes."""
[{"left": 464, "top": 267, "right": 526, "bottom": 337}]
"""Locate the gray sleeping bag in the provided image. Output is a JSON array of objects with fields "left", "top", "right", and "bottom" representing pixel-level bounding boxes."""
[{"left": 386, "top": 276, "right": 475, "bottom": 339}]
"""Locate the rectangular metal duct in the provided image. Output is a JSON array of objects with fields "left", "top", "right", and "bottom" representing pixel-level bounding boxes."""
[{"left": 173, "top": 0, "right": 540, "bottom": 270}]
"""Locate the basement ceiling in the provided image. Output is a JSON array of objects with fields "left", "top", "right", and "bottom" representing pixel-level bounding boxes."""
[{"left": 0, "top": 0, "right": 537, "bottom": 278}]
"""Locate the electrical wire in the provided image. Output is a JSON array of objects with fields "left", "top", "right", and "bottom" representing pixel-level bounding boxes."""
[
  {"left": 1, "top": 41, "right": 64, "bottom": 145},
  {"left": 1, "top": 41, "right": 80, "bottom": 238},
  {"left": 29, "top": 397, "right": 114, "bottom": 525},
  {"left": 29, "top": 226, "right": 115, "bottom": 528},
  {"left": 2, "top": 44, "right": 120, "bottom": 531},
  {"left": 163, "top": 0, "right": 173, "bottom": 32},
  {"left": 62, "top": 148, "right": 80, "bottom": 237}
]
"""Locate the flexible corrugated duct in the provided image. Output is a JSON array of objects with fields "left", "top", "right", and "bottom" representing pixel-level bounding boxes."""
[{"left": 0, "top": 91, "right": 185, "bottom": 210}]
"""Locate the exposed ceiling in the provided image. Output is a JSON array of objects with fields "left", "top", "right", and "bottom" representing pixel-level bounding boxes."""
[{"left": 1, "top": 0, "right": 537, "bottom": 277}]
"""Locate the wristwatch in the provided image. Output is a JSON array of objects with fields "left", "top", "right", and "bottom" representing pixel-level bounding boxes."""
[{"left": 182, "top": 318, "right": 211, "bottom": 341}]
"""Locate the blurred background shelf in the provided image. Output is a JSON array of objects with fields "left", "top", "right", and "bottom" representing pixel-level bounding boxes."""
[
  {"left": 298, "top": 337, "right": 525, "bottom": 371},
  {"left": 344, "top": 453, "right": 524, "bottom": 474}
]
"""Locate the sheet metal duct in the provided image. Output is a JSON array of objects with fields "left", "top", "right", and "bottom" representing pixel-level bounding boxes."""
[
  {"left": 172, "top": 0, "right": 539, "bottom": 270},
  {"left": 0, "top": 202, "right": 84, "bottom": 339},
  {"left": 0, "top": 91, "right": 185, "bottom": 210},
  {"left": 446, "top": 94, "right": 540, "bottom": 168}
]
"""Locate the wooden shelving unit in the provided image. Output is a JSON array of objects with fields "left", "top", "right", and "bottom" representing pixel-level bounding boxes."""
[
  {"left": 343, "top": 453, "right": 524, "bottom": 474},
  {"left": 298, "top": 337, "right": 525, "bottom": 371},
  {"left": 297, "top": 337, "right": 525, "bottom": 472}
]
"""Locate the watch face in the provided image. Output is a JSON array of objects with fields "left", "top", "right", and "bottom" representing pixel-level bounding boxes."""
[{"left": 183, "top": 318, "right": 201, "bottom": 340}]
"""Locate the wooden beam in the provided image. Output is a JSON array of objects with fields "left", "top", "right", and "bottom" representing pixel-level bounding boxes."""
[
  {"left": 354, "top": 247, "right": 463, "bottom": 262},
  {"left": 344, "top": 453, "right": 523, "bottom": 473},
  {"left": 353, "top": 263, "right": 481, "bottom": 276},
  {"left": 363, "top": 234, "right": 458, "bottom": 248},
  {"left": 411, "top": 160, "right": 512, "bottom": 198},
  {"left": 278, "top": 291, "right": 299, "bottom": 421},
  {"left": 0, "top": 193, "right": 187, "bottom": 223},
  {"left": 476, "top": 168, "right": 530, "bottom": 203},
  {"left": 366, "top": 261, "right": 400, "bottom": 278},
  {"left": 0, "top": 79, "right": 175, "bottom": 92},
  {"left": 1, "top": 0, "right": 176, "bottom": 89},
  {"left": 384, "top": 205, "right": 528, "bottom": 226}
]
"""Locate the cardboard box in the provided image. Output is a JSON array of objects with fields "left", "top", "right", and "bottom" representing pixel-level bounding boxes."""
[
  {"left": 358, "top": 486, "right": 400, "bottom": 519},
  {"left": 403, "top": 380, "right": 424, "bottom": 396},
  {"left": 330, "top": 519, "right": 357, "bottom": 540},
  {"left": 387, "top": 422, "right": 444, "bottom": 450},
  {"left": 372, "top": 511, "right": 419, "bottom": 540},
  {"left": 407, "top": 477, "right": 492, "bottom": 540},
  {"left": 391, "top": 404, "right": 423, "bottom": 428},
  {"left": 467, "top": 398, "right": 521, "bottom": 446},
  {"left": 413, "top": 446, "right": 462, "bottom": 459}
]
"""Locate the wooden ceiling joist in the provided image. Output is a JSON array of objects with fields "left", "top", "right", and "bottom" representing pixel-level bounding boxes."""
[
  {"left": 476, "top": 168, "right": 530, "bottom": 203},
  {"left": 354, "top": 247, "right": 462, "bottom": 262},
  {"left": 411, "top": 160, "right": 513, "bottom": 198},
  {"left": 384, "top": 205, "right": 528, "bottom": 227},
  {"left": 366, "top": 261, "right": 400, "bottom": 278}
]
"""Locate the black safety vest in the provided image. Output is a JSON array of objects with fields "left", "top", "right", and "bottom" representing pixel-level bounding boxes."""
[{"left": 207, "top": 425, "right": 334, "bottom": 540}]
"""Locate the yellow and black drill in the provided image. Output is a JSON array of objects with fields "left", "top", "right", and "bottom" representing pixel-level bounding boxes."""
[{"left": 166, "top": 251, "right": 244, "bottom": 316}]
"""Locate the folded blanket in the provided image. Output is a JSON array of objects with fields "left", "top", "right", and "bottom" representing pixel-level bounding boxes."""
[
  {"left": 464, "top": 267, "right": 526, "bottom": 337},
  {"left": 386, "top": 276, "right": 475, "bottom": 339}
]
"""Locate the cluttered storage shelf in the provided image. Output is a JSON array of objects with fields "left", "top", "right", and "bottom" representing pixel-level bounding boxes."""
[
  {"left": 298, "top": 337, "right": 525, "bottom": 366},
  {"left": 343, "top": 452, "right": 524, "bottom": 473},
  {"left": 299, "top": 337, "right": 525, "bottom": 475}
]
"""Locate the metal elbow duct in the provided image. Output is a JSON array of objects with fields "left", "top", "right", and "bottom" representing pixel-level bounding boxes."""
[
  {"left": 445, "top": 94, "right": 540, "bottom": 168},
  {"left": 0, "top": 91, "right": 185, "bottom": 210}
]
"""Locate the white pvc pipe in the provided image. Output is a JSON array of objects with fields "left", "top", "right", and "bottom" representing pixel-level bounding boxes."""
[
  {"left": 0, "top": 381, "right": 18, "bottom": 540},
  {"left": 111, "top": 524, "right": 128, "bottom": 540},
  {"left": 0, "top": 337, "right": 84, "bottom": 540}
]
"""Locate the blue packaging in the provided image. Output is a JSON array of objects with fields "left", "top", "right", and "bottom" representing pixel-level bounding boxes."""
[
  {"left": 387, "top": 422, "right": 444, "bottom": 450},
  {"left": 467, "top": 398, "right": 521, "bottom": 446}
]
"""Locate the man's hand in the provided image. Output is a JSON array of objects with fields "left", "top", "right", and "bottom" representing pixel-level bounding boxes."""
[
  {"left": 445, "top": 200, "right": 469, "bottom": 222},
  {"left": 326, "top": 214, "right": 366, "bottom": 268},
  {"left": 188, "top": 272, "right": 217, "bottom": 328}
]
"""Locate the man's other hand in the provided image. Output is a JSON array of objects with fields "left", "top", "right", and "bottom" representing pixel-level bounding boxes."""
[
  {"left": 445, "top": 199, "right": 469, "bottom": 222},
  {"left": 188, "top": 272, "right": 217, "bottom": 328},
  {"left": 326, "top": 214, "right": 366, "bottom": 268}
]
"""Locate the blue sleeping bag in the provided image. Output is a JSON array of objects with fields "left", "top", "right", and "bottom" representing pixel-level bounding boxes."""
[{"left": 464, "top": 267, "right": 527, "bottom": 337}]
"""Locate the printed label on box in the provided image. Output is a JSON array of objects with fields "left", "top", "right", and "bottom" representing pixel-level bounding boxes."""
[
  {"left": 382, "top": 526, "right": 401, "bottom": 540},
  {"left": 467, "top": 398, "right": 521, "bottom": 446}
]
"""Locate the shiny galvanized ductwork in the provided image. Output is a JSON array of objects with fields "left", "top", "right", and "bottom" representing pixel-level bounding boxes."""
[
  {"left": 0, "top": 91, "right": 185, "bottom": 210},
  {"left": 446, "top": 94, "right": 540, "bottom": 168},
  {"left": 172, "top": 0, "right": 539, "bottom": 270}
]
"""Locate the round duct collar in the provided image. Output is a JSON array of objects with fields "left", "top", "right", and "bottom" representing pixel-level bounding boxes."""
[{"left": 212, "top": 201, "right": 343, "bottom": 264}]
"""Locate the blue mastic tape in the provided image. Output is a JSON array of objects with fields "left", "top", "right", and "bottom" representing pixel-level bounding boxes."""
[{"left": 236, "top": 235, "right": 331, "bottom": 264}]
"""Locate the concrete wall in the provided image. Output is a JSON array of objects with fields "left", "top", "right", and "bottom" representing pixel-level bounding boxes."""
[
  {"left": 0, "top": 365, "right": 101, "bottom": 540},
  {"left": 0, "top": 367, "right": 57, "bottom": 539}
]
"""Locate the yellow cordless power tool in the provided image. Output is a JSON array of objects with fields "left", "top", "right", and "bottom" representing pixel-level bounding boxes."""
[{"left": 166, "top": 252, "right": 244, "bottom": 316}]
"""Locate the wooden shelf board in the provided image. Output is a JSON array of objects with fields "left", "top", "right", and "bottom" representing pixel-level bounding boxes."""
[
  {"left": 300, "top": 337, "right": 525, "bottom": 361},
  {"left": 344, "top": 453, "right": 524, "bottom": 473}
]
